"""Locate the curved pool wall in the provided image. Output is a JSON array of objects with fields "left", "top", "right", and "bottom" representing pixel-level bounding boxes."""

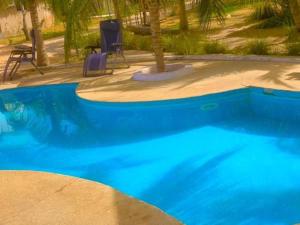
[{"left": 1, "top": 84, "right": 300, "bottom": 225}]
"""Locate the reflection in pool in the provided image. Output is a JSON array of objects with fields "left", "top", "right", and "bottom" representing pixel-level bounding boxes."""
[{"left": 1, "top": 84, "right": 300, "bottom": 225}]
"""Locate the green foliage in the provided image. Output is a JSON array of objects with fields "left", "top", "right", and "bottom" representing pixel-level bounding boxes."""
[
  {"left": 286, "top": 42, "right": 300, "bottom": 56},
  {"left": 287, "top": 28, "right": 300, "bottom": 42},
  {"left": 123, "top": 31, "right": 205, "bottom": 55},
  {"left": 286, "top": 28, "right": 300, "bottom": 56},
  {"left": 0, "top": 0, "right": 12, "bottom": 11},
  {"left": 246, "top": 39, "right": 270, "bottom": 55},
  {"left": 203, "top": 40, "right": 227, "bottom": 54},
  {"left": 0, "top": 35, "right": 25, "bottom": 45},
  {"left": 250, "top": 0, "right": 293, "bottom": 29},
  {"left": 197, "top": 0, "right": 226, "bottom": 30},
  {"left": 46, "top": 0, "right": 100, "bottom": 63},
  {"left": 255, "top": 16, "right": 285, "bottom": 29},
  {"left": 251, "top": 3, "right": 277, "bottom": 20},
  {"left": 163, "top": 34, "right": 204, "bottom": 55},
  {"left": 163, "top": 34, "right": 199, "bottom": 55},
  {"left": 77, "top": 32, "right": 100, "bottom": 58},
  {"left": 123, "top": 31, "right": 152, "bottom": 51},
  {"left": 43, "top": 30, "right": 65, "bottom": 40},
  {"left": 249, "top": 0, "right": 293, "bottom": 29},
  {"left": 223, "top": 2, "right": 244, "bottom": 14},
  {"left": 169, "top": 6, "right": 177, "bottom": 16}
]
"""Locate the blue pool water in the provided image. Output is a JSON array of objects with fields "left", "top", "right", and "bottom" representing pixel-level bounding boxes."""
[{"left": 1, "top": 84, "right": 300, "bottom": 225}]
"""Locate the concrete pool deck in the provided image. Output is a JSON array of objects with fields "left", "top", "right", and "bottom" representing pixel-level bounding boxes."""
[
  {"left": 1, "top": 56, "right": 300, "bottom": 224},
  {"left": 76, "top": 59, "right": 300, "bottom": 102},
  {"left": 0, "top": 171, "right": 182, "bottom": 225},
  {"left": 2, "top": 57, "right": 300, "bottom": 102}
]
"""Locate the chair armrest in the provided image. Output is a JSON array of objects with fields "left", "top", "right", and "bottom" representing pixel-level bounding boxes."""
[
  {"left": 85, "top": 45, "right": 101, "bottom": 53},
  {"left": 85, "top": 45, "right": 101, "bottom": 49},
  {"left": 11, "top": 49, "right": 31, "bottom": 55},
  {"left": 111, "top": 43, "right": 123, "bottom": 47},
  {"left": 14, "top": 45, "right": 32, "bottom": 50},
  {"left": 109, "top": 43, "right": 124, "bottom": 53}
]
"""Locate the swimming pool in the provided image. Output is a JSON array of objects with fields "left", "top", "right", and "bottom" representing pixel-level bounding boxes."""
[{"left": 1, "top": 84, "right": 300, "bottom": 225}]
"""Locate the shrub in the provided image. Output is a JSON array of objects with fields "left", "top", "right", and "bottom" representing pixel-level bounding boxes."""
[
  {"left": 163, "top": 34, "right": 204, "bottom": 55},
  {"left": 203, "top": 41, "right": 227, "bottom": 54},
  {"left": 246, "top": 39, "right": 270, "bottom": 55},
  {"left": 136, "top": 36, "right": 152, "bottom": 51},
  {"left": 287, "top": 28, "right": 300, "bottom": 43},
  {"left": 123, "top": 30, "right": 136, "bottom": 49},
  {"left": 251, "top": 3, "right": 277, "bottom": 21},
  {"left": 255, "top": 16, "right": 284, "bottom": 29},
  {"left": 85, "top": 32, "right": 100, "bottom": 47},
  {"left": 43, "top": 30, "right": 65, "bottom": 40},
  {"left": 251, "top": 3, "right": 292, "bottom": 29},
  {"left": 169, "top": 6, "right": 177, "bottom": 17},
  {"left": 77, "top": 32, "right": 100, "bottom": 58},
  {"left": 124, "top": 31, "right": 205, "bottom": 55},
  {"left": 286, "top": 42, "right": 300, "bottom": 56},
  {"left": 123, "top": 31, "right": 152, "bottom": 51}
]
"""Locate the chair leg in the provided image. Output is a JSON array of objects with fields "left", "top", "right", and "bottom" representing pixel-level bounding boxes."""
[
  {"left": 83, "top": 57, "right": 88, "bottom": 77},
  {"left": 121, "top": 53, "right": 130, "bottom": 69},
  {"left": 111, "top": 53, "right": 117, "bottom": 70},
  {"left": 30, "top": 61, "right": 44, "bottom": 75},
  {"left": 9, "top": 61, "right": 21, "bottom": 80},
  {"left": 2, "top": 58, "right": 18, "bottom": 82},
  {"left": 111, "top": 52, "right": 129, "bottom": 69},
  {"left": 2, "top": 58, "right": 13, "bottom": 82}
]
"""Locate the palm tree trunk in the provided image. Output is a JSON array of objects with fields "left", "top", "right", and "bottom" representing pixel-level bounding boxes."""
[
  {"left": 20, "top": 4, "right": 30, "bottom": 41},
  {"left": 289, "top": 0, "right": 300, "bottom": 32},
  {"left": 112, "top": 0, "right": 122, "bottom": 21},
  {"left": 178, "top": 0, "right": 188, "bottom": 31},
  {"left": 141, "top": 0, "right": 147, "bottom": 25},
  {"left": 28, "top": 0, "right": 49, "bottom": 66},
  {"left": 147, "top": 0, "right": 165, "bottom": 72},
  {"left": 64, "top": 21, "right": 72, "bottom": 64}
]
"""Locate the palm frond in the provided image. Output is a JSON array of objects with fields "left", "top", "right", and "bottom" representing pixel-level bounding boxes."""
[{"left": 197, "top": 0, "right": 226, "bottom": 30}]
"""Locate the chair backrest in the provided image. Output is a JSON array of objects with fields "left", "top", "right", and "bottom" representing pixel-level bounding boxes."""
[
  {"left": 100, "top": 19, "right": 121, "bottom": 53},
  {"left": 30, "top": 29, "right": 37, "bottom": 60}
]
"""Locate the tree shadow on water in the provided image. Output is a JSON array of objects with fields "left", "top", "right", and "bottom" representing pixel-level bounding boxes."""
[
  {"left": 129, "top": 148, "right": 241, "bottom": 225},
  {"left": 122, "top": 144, "right": 300, "bottom": 225}
]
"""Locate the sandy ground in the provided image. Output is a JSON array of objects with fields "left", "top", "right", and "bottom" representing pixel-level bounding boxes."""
[{"left": 208, "top": 8, "right": 287, "bottom": 51}]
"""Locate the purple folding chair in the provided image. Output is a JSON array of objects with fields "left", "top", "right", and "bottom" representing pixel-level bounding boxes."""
[
  {"left": 83, "top": 52, "right": 109, "bottom": 77},
  {"left": 2, "top": 29, "right": 44, "bottom": 82},
  {"left": 83, "top": 19, "right": 129, "bottom": 77}
]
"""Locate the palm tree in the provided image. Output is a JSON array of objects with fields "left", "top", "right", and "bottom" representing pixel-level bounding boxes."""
[
  {"left": 27, "top": 0, "right": 49, "bottom": 66},
  {"left": 178, "top": 0, "right": 188, "bottom": 31},
  {"left": 0, "top": 0, "right": 12, "bottom": 11},
  {"left": 289, "top": 0, "right": 300, "bottom": 31},
  {"left": 0, "top": 0, "right": 49, "bottom": 66},
  {"left": 140, "top": 0, "right": 148, "bottom": 25},
  {"left": 47, "top": 0, "right": 99, "bottom": 63},
  {"left": 146, "top": 0, "right": 165, "bottom": 72},
  {"left": 11, "top": 0, "right": 31, "bottom": 40},
  {"left": 19, "top": 3, "right": 31, "bottom": 41},
  {"left": 197, "top": 0, "right": 226, "bottom": 30},
  {"left": 112, "top": 0, "right": 122, "bottom": 21}
]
